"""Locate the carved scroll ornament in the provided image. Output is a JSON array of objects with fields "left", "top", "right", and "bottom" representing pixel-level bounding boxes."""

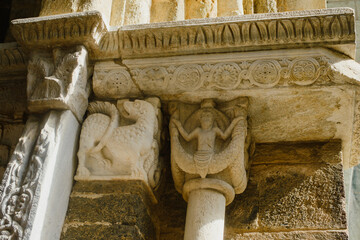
[
  {"left": 75, "top": 98, "right": 162, "bottom": 189},
  {"left": 169, "top": 98, "right": 251, "bottom": 197}
]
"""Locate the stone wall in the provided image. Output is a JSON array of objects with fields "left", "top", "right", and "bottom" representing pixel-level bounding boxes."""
[{"left": 60, "top": 141, "right": 347, "bottom": 239}]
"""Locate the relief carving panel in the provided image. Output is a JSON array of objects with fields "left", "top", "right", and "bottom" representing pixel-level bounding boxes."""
[
  {"left": 75, "top": 98, "right": 162, "bottom": 190},
  {"left": 27, "top": 46, "right": 90, "bottom": 121},
  {"left": 169, "top": 98, "right": 251, "bottom": 197}
]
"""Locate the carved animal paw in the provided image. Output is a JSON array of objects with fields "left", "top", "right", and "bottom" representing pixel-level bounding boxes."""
[{"left": 77, "top": 166, "right": 91, "bottom": 176}]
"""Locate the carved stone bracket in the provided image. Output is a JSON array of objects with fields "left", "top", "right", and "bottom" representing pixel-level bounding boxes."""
[
  {"left": 75, "top": 98, "right": 163, "bottom": 197},
  {"left": 169, "top": 97, "right": 251, "bottom": 199},
  {"left": 169, "top": 97, "right": 250, "bottom": 240},
  {"left": 27, "top": 45, "right": 91, "bottom": 121}
]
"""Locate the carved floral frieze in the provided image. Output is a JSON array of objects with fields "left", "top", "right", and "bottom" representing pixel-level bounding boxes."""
[
  {"left": 117, "top": 8, "right": 355, "bottom": 59},
  {"left": 94, "top": 55, "right": 333, "bottom": 98}
]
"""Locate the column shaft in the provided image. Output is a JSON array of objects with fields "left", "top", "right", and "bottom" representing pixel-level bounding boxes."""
[{"left": 184, "top": 189, "right": 226, "bottom": 240}]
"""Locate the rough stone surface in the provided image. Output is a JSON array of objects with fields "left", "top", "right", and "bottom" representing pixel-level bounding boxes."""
[
  {"left": 2, "top": 124, "right": 24, "bottom": 148},
  {"left": 155, "top": 141, "right": 347, "bottom": 239},
  {"left": 227, "top": 231, "right": 348, "bottom": 240},
  {"left": 62, "top": 224, "right": 145, "bottom": 240},
  {"left": 39, "top": 0, "right": 113, "bottom": 24},
  {"left": 151, "top": 0, "right": 185, "bottom": 22},
  {"left": 61, "top": 181, "right": 157, "bottom": 240}
]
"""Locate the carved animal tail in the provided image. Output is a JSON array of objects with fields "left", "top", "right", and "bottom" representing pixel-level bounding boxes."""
[{"left": 88, "top": 101, "right": 119, "bottom": 153}]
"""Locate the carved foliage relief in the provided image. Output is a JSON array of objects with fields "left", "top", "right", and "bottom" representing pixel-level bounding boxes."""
[
  {"left": 169, "top": 98, "right": 251, "bottom": 195},
  {"left": 27, "top": 46, "right": 90, "bottom": 120},
  {"left": 75, "top": 99, "right": 162, "bottom": 189},
  {"left": 116, "top": 10, "right": 354, "bottom": 57}
]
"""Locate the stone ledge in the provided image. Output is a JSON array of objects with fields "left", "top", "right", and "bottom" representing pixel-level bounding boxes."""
[
  {"left": 115, "top": 8, "right": 355, "bottom": 59},
  {"left": 11, "top": 11, "right": 107, "bottom": 59},
  {"left": 9, "top": 8, "right": 356, "bottom": 60}
]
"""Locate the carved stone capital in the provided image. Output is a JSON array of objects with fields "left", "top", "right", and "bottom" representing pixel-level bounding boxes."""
[
  {"left": 27, "top": 45, "right": 91, "bottom": 121},
  {"left": 169, "top": 98, "right": 251, "bottom": 204},
  {"left": 75, "top": 98, "right": 163, "bottom": 198}
]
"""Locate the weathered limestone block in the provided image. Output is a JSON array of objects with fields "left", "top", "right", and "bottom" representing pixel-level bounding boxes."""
[
  {"left": 75, "top": 98, "right": 162, "bottom": 191},
  {"left": 243, "top": 0, "right": 254, "bottom": 14},
  {"left": 109, "top": 0, "right": 127, "bottom": 26},
  {"left": 151, "top": 0, "right": 185, "bottom": 23},
  {"left": 254, "top": 0, "right": 277, "bottom": 13},
  {"left": 218, "top": 0, "right": 244, "bottom": 16},
  {"left": 228, "top": 231, "right": 348, "bottom": 240},
  {"left": 185, "top": 0, "right": 217, "bottom": 19},
  {"left": 123, "top": 0, "right": 152, "bottom": 25},
  {"left": 61, "top": 181, "right": 157, "bottom": 240},
  {"left": 27, "top": 46, "right": 90, "bottom": 121},
  {"left": 277, "top": 0, "right": 326, "bottom": 12},
  {"left": 156, "top": 141, "right": 347, "bottom": 239},
  {"left": 39, "top": 0, "right": 113, "bottom": 24}
]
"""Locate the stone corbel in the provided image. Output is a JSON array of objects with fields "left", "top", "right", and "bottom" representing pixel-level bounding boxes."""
[
  {"left": 27, "top": 45, "right": 91, "bottom": 121},
  {"left": 168, "top": 97, "right": 251, "bottom": 240},
  {"left": 75, "top": 98, "right": 163, "bottom": 200}
]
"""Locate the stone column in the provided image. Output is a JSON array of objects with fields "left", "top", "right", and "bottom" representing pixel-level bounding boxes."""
[
  {"left": 0, "top": 46, "right": 91, "bottom": 239},
  {"left": 277, "top": 0, "right": 325, "bottom": 12},
  {"left": 169, "top": 98, "right": 250, "bottom": 240},
  {"left": 254, "top": 0, "right": 277, "bottom": 13},
  {"left": 123, "top": 0, "right": 152, "bottom": 25},
  {"left": 185, "top": 0, "right": 217, "bottom": 19},
  {"left": 218, "top": 0, "right": 244, "bottom": 17},
  {"left": 151, "top": 0, "right": 185, "bottom": 23}
]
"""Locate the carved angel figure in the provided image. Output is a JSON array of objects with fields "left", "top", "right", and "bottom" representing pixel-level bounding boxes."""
[
  {"left": 75, "top": 98, "right": 161, "bottom": 189},
  {"left": 169, "top": 99, "right": 250, "bottom": 194}
]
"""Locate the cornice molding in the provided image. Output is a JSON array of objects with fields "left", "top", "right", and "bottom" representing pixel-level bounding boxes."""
[
  {"left": 10, "top": 8, "right": 356, "bottom": 60},
  {"left": 11, "top": 11, "right": 107, "bottom": 59}
]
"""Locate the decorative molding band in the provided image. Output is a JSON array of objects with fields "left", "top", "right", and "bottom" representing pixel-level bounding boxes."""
[
  {"left": 93, "top": 53, "right": 335, "bottom": 99},
  {"left": 115, "top": 8, "right": 355, "bottom": 59},
  {"left": 10, "top": 8, "right": 356, "bottom": 60},
  {"left": 0, "top": 43, "right": 27, "bottom": 76}
]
